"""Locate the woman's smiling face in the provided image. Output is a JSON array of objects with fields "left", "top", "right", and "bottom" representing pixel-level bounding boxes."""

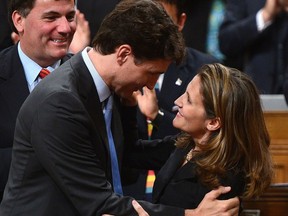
[{"left": 173, "top": 75, "right": 211, "bottom": 140}]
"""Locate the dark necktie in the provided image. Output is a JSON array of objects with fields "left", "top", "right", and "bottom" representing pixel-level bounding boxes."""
[
  {"left": 39, "top": 68, "right": 50, "bottom": 79},
  {"left": 104, "top": 96, "right": 123, "bottom": 195}
]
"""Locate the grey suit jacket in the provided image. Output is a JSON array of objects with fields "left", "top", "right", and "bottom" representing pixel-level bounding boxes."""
[{"left": 0, "top": 53, "right": 184, "bottom": 216}]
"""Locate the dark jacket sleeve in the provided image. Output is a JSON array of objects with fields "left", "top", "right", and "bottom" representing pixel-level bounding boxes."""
[
  {"left": 123, "top": 134, "right": 178, "bottom": 170},
  {"left": 219, "top": 0, "right": 261, "bottom": 56}
]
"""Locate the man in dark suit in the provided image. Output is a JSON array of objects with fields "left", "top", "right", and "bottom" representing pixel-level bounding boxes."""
[
  {"left": 0, "top": 0, "right": 240, "bottom": 215},
  {"left": 0, "top": 0, "right": 77, "bottom": 202},
  {"left": 219, "top": 0, "right": 288, "bottom": 94}
]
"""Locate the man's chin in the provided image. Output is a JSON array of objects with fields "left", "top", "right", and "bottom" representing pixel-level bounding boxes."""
[
  {"left": 50, "top": 50, "right": 69, "bottom": 59},
  {"left": 119, "top": 91, "right": 137, "bottom": 106}
]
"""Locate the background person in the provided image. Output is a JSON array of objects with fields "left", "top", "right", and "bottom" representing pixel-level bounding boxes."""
[
  {"left": 219, "top": 0, "right": 288, "bottom": 94},
  {"left": 0, "top": 0, "right": 77, "bottom": 202}
]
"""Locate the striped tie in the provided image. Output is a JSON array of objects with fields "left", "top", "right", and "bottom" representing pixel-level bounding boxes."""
[{"left": 39, "top": 68, "right": 50, "bottom": 79}]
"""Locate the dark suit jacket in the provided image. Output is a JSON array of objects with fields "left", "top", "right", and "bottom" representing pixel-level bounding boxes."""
[
  {"left": 0, "top": 53, "right": 184, "bottom": 216},
  {"left": 0, "top": 45, "right": 71, "bottom": 199},
  {"left": 137, "top": 48, "right": 218, "bottom": 141},
  {"left": 219, "top": 0, "right": 288, "bottom": 94}
]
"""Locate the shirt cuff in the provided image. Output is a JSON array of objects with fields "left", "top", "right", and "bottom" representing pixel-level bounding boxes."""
[
  {"left": 151, "top": 109, "right": 164, "bottom": 128},
  {"left": 256, "top": 9, "right": 272, "bottom": 32}
]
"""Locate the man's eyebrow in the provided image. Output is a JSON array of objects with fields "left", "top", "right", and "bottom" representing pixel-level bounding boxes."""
[{"left": 42, "top": 10, "right": 76, "bottom": 16}]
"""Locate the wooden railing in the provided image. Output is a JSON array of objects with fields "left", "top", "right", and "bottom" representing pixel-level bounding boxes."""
[
  {"left": 265, "top": 111, "right": 288, "bottom": 184},
  {"left": 241, "top": 111, "right": 288, "bottom": 216}
]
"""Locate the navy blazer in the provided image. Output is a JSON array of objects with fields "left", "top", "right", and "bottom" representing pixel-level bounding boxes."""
[
  {"left": 0, "top": 53, "right": 184, "bottom": 216},
  {"left": 0, "top": 45, "right": 71, "bottom": 198},
  {"left": 219, "top": 0, "right": 288, "bottom": 94}
]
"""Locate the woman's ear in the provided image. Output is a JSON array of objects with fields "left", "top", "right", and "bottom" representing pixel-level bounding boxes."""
[{"left": 206, "top": 117, "right": 221, "bottom": 131}]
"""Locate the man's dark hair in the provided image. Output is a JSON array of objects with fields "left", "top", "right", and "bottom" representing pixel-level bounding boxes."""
[
  {"left": 8, "top": 0, "right": 35, "bottom": 33},
  {"left": 92, "top": 0, "right": 185, "bottom": 64}
]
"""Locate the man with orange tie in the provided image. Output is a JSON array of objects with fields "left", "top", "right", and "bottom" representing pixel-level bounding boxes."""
[{"left": 0, "top": 0, "right": 77, "bottom": 202}]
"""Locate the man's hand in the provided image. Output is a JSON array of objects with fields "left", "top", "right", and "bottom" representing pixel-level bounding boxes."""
[
  {"left": 185, "top": 186, "right": 239, "bottom": 216},
  {"left": 11, "top": 32, "right": 20, "bottom": 44},
  {"left": 262, "top": 0, "right": 284, "bottom": 22},
  {"left": 135, "top": 87, "right": 159, "bottom": 120},
  {"left": 131, "top": 200, "right": 149, "bottom": 216},
  {"left": 102, "top": 200, "right": 149, "bottom": 216}
]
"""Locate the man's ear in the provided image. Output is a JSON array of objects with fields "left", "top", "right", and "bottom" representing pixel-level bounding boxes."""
[
  {"left": 206, "top": 117, "right": 221, "bottom": 131},
  {"left": 12, "top": 11, "right": 24, "bottom": 34},
  {"left": 177, "top": 13, "right": 187, "bottom": 32},
  {"left": 116, "top": 44, "right": 132, "bottom": 65}
]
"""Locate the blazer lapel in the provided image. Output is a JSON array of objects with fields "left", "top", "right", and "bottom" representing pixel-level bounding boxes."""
[
  {"left": 160, "top": 63, "right": 190, "bottom": 97},
  {"left": 110, "top": 96, "right": 124, "bottom": 165},
  {"left": 152, "top": 146, "right": 192, "bottom": 203},
  {"left": 70, "top": 53, "right": 110, "bottom": 171},
  {"left": 0, "top": 46, "right": 30, "bottom": 127},
  {"left": 158, "top": 51, "right": 193, "bottom": 112}
]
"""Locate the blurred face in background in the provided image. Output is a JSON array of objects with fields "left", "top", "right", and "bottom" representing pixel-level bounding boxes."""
[{"left": 159, "top": 1, "right": 186, "bottom": 32}]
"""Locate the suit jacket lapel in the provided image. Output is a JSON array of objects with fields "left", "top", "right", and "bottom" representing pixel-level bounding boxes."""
[
  {"left": 160, "top": 64, "right": 190, "bottom": 97},
  {"left": 0, "top": 46, "right": 30, "bottom": 131},
  {"left": 110, "top": 96, "right": 124, "bottom": 164},
  {"left": 158, "top": 50, "right": 194, "bottom": 111},
  {"left": 69, "top": 53, "right": 110, "bottom": 171},
  {"left": 152, "top": 146, "right": 192, "bottom": 203}
]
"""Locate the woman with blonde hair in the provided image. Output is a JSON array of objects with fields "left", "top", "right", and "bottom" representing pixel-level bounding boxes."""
[{"left": 131, "top": 63, "right": 274, "bottom": 211}]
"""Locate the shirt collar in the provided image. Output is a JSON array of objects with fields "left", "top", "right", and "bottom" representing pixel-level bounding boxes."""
[
  {"left": 81, "top": 47, "right": 110, "bottom": 103},
  {"left": 18, "top": 42, "right": 60, "bottom": 86}
]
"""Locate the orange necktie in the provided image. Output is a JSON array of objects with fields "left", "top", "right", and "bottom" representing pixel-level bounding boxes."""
[{"left": 39, "top": 68, "right": 50, "bottom": 79}]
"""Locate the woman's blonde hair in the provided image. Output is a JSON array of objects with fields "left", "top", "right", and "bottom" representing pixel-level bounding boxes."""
[{"left": 176, "top": 63, "right": 274, "bottom": 199}]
